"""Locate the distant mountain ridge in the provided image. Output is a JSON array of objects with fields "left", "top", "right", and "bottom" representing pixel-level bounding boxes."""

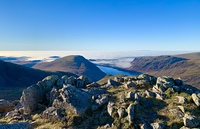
[
  {"left": 0, "top": 60, "right": 73, "bottom": 87},
  {"left": 129, "top": 55, "right": 187, "bottom": 72},
  {"left": 129, "top": 52, "right": 200, "bottom": 89},
  {"left": 33, "top": 55, "right": 106, "bottom": 81}
]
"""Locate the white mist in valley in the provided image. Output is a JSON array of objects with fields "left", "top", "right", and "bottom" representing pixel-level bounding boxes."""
[{"left": 0, "top": 50, "right": 189, "bottom": 63}]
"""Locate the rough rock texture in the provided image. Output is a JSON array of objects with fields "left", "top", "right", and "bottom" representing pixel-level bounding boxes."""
[
  {"left": 177, "top": 106, "right": 185, "bottom": 113},
  {"left": 0, "top": 122, "right": 33, "bottom": 129},
  {"left": 172, "top": 86, "right": 181, "bottom": 93},
  {"left": 124, "top": 81, "right": 137, "bottom": 89},
  {"left": 120, "top": 93, "right": 125, "bottom": 102},
  {"left": 61, "top": 75, "right": 68, "bottom": 84},
  {"left": 19, "top": 75, "right": 93, "bottom": 115},
  {"left": 134, "top": 93, "right": 141, "bottom": 103},
  {"left": 156, "top": 76, "right": 175, "bottom": 90},
  {"left": 192, "top": 93, "right": 200, "bottom": 106},
  {"left": 42, "top": 75, "right": 59, "bottom": 85},
  {"left": 60, "top": 85, "right": 91, "bottom": 115},
  {"left": 92, "top": 95, "right": 108, "bottom": 111},
  {"left": 86, "top": 82, "right": 100, "bottom": 88},
  {"left": 5, "top": 110, "right": 23, "bottom": 121},
  {"left": 155, "top": 93, "right": 166, "bottom": 100},
  {"left": 117, "top": 108, "right": 125, "bottom": 119},
  {"left": 49, "top": 88, "right": 59, "bottom": 105},
  {"left": 106, "top": 79, "right": 120, "bottom": 87},
  {"left": 107, "top": 102, "right": 114, "bottom": 116},
  {"left": 183, "top": 114, "right": 200, "bottom": 128},
  {"left": 41, "top": 107, "right": 64, "bottom": 121},
  {"left": 20, "top": 84, "right": 45, "bottom": 114},
  {"left": 145, "top": 90, "right": 156, "bottom": 98},
  {"left": 169, "top": 109, "right": 184, "bottom": 118},
  {"left": 137, "top": 74, "right": 157, "bottom": 87},
  {"left": 174, "top": 78, "right": 184, "bottom": 86},
  {"left": 4, "top": 73, "right": 200, "bottom": 128},
  {"left": 114, "top": 77, "right": 124, "bottom": 83},
  {"left": 150, "top": 123, "right": 165, "bottom": 129},
  {"left": 152, "top": 85, "right": 163, "bottom": 94},
  {"left": 126, "top": 91, "right": 135, "bottom": 100},
  {"left": 176, "top": 96, "right": 187, "bottom": 104},
  {"left": 67, "top": 76, "right": 76, "bottom": 86},
  {"left": 127, "top": 104, "right": 135, "bottom": 123},
  {"left": 56, "top": 78, "right": 64, "bottom": 89},
  {"left": 0, "top": 99, "right": 14, "bottom": 113},
  {"left": 76, "top": 75, "right": 91, "bottom": 88}
]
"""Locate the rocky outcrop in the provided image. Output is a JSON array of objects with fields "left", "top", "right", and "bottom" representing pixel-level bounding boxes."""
[
  {"left": 176, "top": 96, "right": 187, "bottom": 104},
  {"left": 5, "top": 109, "right": 23, "bottom": 121},
  {"left": 0, "top": 99, "right": 14, "bottom": 113},
  {"left": 92, "top": 94, "right": 108, "bottom": 111},
  {"left": 127, "top": 104, "right": 135, "bottom": 123},
  {"left": 150, "top": 123, "right": 165, "bottom": 129},
  {"left": 192, "top": 93, "right": 200, "bottom": 106},
  {"left": 136, "top": 74, "right": 157, "bottom": 87},
  {"left": 20, "top": 75, "right": 60, "bottom": 114},
  {"left": 86, "top": 82, "right": 100, "bottom": 88},
  {"left": 107, "top": 102, "right": 114, "bottom": 116},
  {"left": 41, "top": 107, "right": 65, "bottom": 121},
  {"left": 2, "top": 73, "right": 200, "bottom": 129},
  {"left": 106, "top": 79, "right": 121, "bottom": 87},
  {"left": 60, "top": 85, "right": 91, "bottom": 115},
  {"left": 20, "top": 75, "right": 92, "bottom": 115},
  {"left": 145, "top": 90, "right": 156, "bottom": 98},
  {"left": 126, "top": 91, "right": 135, "bottom": 100},
  {"left": 20, "top": 84, "right": 45, "bottom": 114},
  {"left": 154, "top": 76, "right": 175, "bottom": 93},
  {"left": 124, "top": 81, "right": 137, "bottom": 89},
  {"left": 117, "top": 108, "right": 125, "bottom": 119}
]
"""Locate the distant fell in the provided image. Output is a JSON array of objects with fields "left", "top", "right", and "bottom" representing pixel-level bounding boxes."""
[
  {"left": 129, "top": 55, "right": 187, "bottom": 72},
  {"left": 128, "top": 53, "right": 200, "bottom": 89},
  {"left": 33, "top": 55, "right": 106, "bottom": 81}
]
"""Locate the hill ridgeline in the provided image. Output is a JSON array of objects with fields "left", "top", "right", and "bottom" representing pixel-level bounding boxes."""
[{"left": 33, "top": 55, "right": 106, "bottom": 81}]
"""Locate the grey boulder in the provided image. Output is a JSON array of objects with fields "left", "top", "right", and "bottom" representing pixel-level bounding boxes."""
[
  {"left": 20, "top": 84, "right": 45, "bottom": 114},
  {"left": 41, "top": 107, "right": 65, "bottom": 121},
  {"left": 192, "top": 93, "right": 200, "bottom": 106},
  {"left": 127, "top": 103, "right": 135, "bottom": 123},
  {"left": 60, "top": 85, "right": 91, "bottom": 115},
  {"left": 92, "top": 94, "right": 108, "bottom": 111}
]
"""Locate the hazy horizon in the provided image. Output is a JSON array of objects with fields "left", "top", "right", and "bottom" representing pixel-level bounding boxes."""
[{"left": 0, "top": 50, "right": 194, "bottom": 61}]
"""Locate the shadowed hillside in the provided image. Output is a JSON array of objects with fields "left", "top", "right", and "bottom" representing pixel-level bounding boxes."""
[
  {"left": 0, "top": 60, "right": 75, "bottom": 100},
  {"left": 0, "top": 60, "right": 57, "bottom": 87},
  {"left": 128, "top": 53, "right": 200, "bottom": 89},
  {"left": 33, "top": 55, "right": 106, "bottom": 81}
]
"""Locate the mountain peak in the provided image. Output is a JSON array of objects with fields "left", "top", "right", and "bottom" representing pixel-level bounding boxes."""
[{"left": 33, "top": 55, "right": 106, "bottom": 81}]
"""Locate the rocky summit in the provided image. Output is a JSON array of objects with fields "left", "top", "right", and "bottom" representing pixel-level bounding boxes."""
[{"left": 0, "top": 74, "right": 200, "bottom": 129}]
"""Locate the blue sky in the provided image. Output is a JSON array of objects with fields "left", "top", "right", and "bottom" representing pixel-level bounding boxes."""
[{"left": 0, "top": 0, "right": 200, "bottom": 51}]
